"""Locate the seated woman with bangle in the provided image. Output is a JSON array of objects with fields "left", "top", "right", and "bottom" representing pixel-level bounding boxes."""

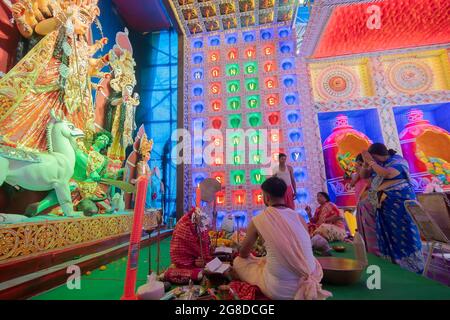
[
  {"left": 164, "top": 207, "right": 213, "bottom": 284},
  {"left": 305, "top": 192, "right": 347, "bottom": 256}
]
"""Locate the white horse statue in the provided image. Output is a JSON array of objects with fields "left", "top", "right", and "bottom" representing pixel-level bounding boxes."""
[{"left": 0, "top": 111, "right": 84, "bottom": 216}]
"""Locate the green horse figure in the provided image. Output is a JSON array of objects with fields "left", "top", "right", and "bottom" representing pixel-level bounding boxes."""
[{"left": 0, "top": 111, "right": 84, "bottom": 217}]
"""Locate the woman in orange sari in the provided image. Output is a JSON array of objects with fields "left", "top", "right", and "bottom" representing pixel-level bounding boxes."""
[
  {"left": 351, "top": 154, "right": 380, "bottom": 255},
  {"left": 305, "top": 192, "right": 347, "bottom": 255}
]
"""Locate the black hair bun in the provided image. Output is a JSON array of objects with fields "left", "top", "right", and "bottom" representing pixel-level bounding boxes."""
[{"left": 388, "top": 149, "right": 397, "bottom": 156}]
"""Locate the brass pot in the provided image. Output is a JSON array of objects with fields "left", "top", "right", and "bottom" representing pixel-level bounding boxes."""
[{"left": 317, "top": 257, "right": 365, "bottom": 286}]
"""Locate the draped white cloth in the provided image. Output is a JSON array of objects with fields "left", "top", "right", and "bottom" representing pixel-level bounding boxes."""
[{"left": 233, "top": 207, "right": 332, "bottom": 300}]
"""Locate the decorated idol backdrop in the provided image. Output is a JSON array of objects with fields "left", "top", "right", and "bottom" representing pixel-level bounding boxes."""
[
  {"left": 318, "top": 110, "right": 384, "bottom": 206},
  {"left": 185, "top": 24, "right": 306, "bottom": 226},
  {"left": 0, "top": 0, "right": 159, "bottom": 219},
  {"left": 394, "top": 103, "right": 450, "bottom": 192}
]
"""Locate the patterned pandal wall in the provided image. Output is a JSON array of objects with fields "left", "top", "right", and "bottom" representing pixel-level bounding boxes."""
[
  {"left": 297, "top": 57, "right": 327, "bottom": 205},
  {"left": 299, "top": 47, "right": 450, "bottom": 206}
]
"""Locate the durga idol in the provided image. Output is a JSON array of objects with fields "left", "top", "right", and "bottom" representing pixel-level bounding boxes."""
[{"left": 0, "top": 0, "right": 109, "bottom": 152}]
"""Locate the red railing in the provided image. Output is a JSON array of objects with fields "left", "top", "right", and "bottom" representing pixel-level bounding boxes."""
[{"left": 121, "top": 175, "right": 149, "bottom": 300}]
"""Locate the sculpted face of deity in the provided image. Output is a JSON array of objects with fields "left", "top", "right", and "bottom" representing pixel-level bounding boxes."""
[
  {"left": 142, "top": 153, "right": 150, "bottom": 163},
  {"left": 123, "top": 84, "right": 134, "bottom": 100}
]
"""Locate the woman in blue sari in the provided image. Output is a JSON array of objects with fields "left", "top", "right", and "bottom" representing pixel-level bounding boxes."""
[{"left": 361, "top": 143, "right": 424, "bottom": 273}]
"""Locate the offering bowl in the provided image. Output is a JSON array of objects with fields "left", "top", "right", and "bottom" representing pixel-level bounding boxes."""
[
  {"left": 332, "top": 245, "right": 346, "bottom": 252},
  {"left": 317, "top": 257, "right": 365, "bottom": 285}
]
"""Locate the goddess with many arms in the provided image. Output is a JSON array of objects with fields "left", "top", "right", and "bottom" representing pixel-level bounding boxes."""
[{"left": 0, "top": 0, "right": 109, "bottom": 152}]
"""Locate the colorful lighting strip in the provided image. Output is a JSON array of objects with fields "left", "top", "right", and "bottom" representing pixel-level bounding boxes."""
[{"left": 186, "top": 24, "right": 309, "bottom": 223}]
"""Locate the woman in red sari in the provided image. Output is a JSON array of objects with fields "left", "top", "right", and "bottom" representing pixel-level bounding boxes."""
[
  {"left": 306, "top": 192, "right": 347, "bottom": 255},
  {"left": 164, "top": 207, "right": 212, "bottom": 284}
]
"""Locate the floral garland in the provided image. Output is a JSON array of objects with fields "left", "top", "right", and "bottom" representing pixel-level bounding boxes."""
[
  {"left": 53, "top": 25, "right": 72, "bottom": 97},
  {"left": 105, "top": 91, "right": 121, "bottom": 132},
  {"left": 119, "top": 101, "right": 127, "bottom": 145},
  {"left": 417, "top": 151, "right": 450, "bottom": 185}
]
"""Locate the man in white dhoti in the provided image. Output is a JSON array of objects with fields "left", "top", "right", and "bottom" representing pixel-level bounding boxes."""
[{"left": 233, "top": 177, "right": 332, "bottom": 300}]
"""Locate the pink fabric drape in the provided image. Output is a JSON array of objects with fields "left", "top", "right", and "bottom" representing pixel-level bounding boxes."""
[
  {"left": 0, "top": 2, "right": 19, "bottom": 73},
  {"left": 253, "top": 207, "right": 332, "bottom": 300},
  {"left": 354, "top": 178, "right": 370, "bottom": 202},
  {"left": 284, "top": 185, "right": 296, "bottom": 210}
]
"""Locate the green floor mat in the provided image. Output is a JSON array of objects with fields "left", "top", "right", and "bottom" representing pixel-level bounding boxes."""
[
  {"left": 32, "top": 237, "right": 172, "bottom": 300},
  {"left": 32, "top": 239, "right": 450, "bottom": 300}
]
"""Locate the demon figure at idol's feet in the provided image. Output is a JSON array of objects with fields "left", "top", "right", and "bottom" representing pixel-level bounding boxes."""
[
  {"left": 0, "top": 111, "right": 84, "bottom": 217},
  {"left": 71, "top": 131, "right": 125, "bottom": 216}
]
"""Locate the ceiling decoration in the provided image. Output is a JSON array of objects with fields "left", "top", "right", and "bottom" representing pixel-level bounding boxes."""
[
  {"left": 170, "top": 0, "right": 297, "bottom": 36},
  {"left": 301, "top": 0, "right": 450, "bottom": 59},
  {"left": 293, "top": 1, "right": 311, "bottom": 53}
]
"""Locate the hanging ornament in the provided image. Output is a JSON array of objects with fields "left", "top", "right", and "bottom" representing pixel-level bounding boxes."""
[
  {"left": 59, "top": 64, "right": 70, "bottom": 79},
  {"left": 65, "top": 18, "right": 74, "bottom": 36},
  {"left": 62, "top": 41, "right": 72, "bottom": 56}
]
